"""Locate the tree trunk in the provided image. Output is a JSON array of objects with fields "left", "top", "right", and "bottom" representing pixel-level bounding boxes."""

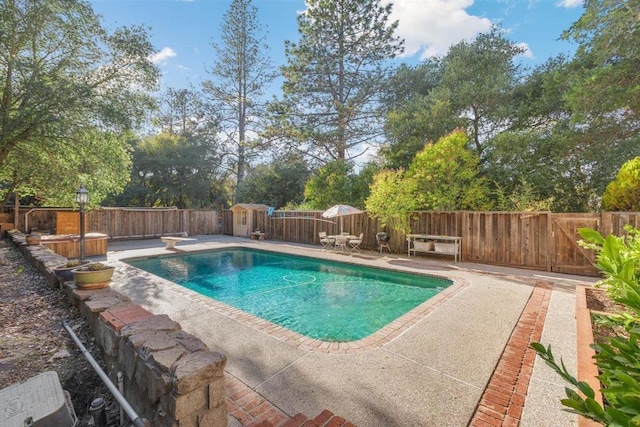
[{"left": 337, "top": 1, "right": 346, "bottom": 161}]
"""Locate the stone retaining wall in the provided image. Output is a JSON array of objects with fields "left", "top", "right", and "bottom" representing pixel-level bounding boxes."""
[{"left": 8, "top": 231, "right": 228, "bottom": 426}]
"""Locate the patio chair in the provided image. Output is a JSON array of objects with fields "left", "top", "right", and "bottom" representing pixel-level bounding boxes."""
[
  {"left": 334, "top": 235, "right": 348, "bottom": 252},
  {"left": 348, "top": 233, "right": 363, "bottom": 253},
  {"left": 319, "top": 232, "right": 335, "bottom": 250}
]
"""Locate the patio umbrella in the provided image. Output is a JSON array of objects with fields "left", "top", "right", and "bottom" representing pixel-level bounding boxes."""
[{"left": 321, "top": 204, "right": 363, "bottom": 234}]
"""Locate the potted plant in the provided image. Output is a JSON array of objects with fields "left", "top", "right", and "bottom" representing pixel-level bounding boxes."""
[
  {"left": 72, "top": 262, "right": 115, "bottom": 289},
  {"left": 53, "top": 259, "right": 91, "bottom": 282}
]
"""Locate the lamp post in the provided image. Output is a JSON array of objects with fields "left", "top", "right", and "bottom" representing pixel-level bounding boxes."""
[{"left": 75, "top": 185, "right": 89, "bottom": 260}]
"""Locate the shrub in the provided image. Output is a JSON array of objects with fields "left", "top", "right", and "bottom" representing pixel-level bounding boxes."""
[
  {"left": 86, "top": 262, "right": 110, "bottom": 271},
  {"left": 65, "top": 259, "right": 83, "bottom": 268},
  {"left": 531, "top": 226, "right": 640, "bottom": 425},
  {"left": 602, "top": 157, "right": 640, "bottom": 211}
]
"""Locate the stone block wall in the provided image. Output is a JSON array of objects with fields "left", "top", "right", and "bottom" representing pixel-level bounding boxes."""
[{"left": 8, "top": 231, "right": 228, "bottom": 426}]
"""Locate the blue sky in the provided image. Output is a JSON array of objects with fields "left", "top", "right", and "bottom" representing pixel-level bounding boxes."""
[{"left": 89, "top": 0, "right": 585, "bottom": 94}]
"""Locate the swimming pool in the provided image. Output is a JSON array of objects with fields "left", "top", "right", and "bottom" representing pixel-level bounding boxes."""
[{"left": 127, "top": 248, "right": 452, "bottom": 342}]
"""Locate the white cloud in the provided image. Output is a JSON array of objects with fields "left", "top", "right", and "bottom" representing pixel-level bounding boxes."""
[
  {"left": 388, "top": 0, "right": 492, "bottom": 59},
  {"left": 516, "top": 42, "right": 534, "bottom": 59},
  {"left": 556, "top": 0, "right": 583, "bottom": 8},
  {"left": 150, "top": 47, "right": 177, "bottom": 65}
]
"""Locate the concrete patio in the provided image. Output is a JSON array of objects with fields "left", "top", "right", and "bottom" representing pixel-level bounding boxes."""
[{"left": 99, "top": 235, "right": 597, "bottom": 426}]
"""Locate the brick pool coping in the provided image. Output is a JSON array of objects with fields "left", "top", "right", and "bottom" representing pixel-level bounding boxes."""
[{"left": 168, "top": 274, "right": 470, "bottom": 354}]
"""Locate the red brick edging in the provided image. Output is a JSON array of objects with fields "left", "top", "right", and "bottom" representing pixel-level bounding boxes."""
[{"left": 468, "top": 281, "right": 553, "bottom": 427}]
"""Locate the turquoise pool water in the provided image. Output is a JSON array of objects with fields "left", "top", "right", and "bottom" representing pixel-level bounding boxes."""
[{"left": 127, "top": 249, "right": 452, "bottom": 342}]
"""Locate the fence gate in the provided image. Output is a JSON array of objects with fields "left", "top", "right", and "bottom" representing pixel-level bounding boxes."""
[{"left": 551, "top": 214, "right": 599, "bottom": 276}]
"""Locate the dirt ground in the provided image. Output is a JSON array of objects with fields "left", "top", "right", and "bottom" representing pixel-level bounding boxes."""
[{"left": 0, "top": 239, "right": 120, "bottom": 426}]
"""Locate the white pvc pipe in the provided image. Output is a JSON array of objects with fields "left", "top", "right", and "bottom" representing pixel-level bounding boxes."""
[{"left": 62, "top": 321, "right": 149, "bottom": 427}]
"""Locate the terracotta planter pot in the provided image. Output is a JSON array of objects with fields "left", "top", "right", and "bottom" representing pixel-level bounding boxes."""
[
  {"left": 25, "top": 234, "right": 41, "bottom": 246},
  {"left": 53, "top": 260, "right": 91, "bottom": 282},
  {"left": 72, "top": 266, "right": 115, "bottom": 290}
]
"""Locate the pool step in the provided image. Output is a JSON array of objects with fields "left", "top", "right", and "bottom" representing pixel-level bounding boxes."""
[{"left": 227, "top": 372, "right": 356, "bottom": 426}]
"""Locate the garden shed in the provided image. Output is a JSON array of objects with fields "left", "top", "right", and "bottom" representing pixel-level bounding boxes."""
[{"left": 229, "top": 204, "right": 269, "bottom": 238}]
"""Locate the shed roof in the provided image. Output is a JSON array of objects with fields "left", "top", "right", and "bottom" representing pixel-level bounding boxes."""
[{"left": 230, "top": 203, "right": 270, "bottom": 212}]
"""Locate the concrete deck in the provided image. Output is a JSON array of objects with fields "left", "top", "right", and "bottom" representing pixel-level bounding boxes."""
[{"left": 99, "top": 235, "right": 597, "bottom": 426}]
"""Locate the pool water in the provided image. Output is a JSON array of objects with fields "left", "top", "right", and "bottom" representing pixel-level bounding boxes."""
[{"left": 127, "top": 249, "right": 452, "bottom": 342}]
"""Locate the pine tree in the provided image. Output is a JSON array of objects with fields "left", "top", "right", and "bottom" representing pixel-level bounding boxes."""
[
  {"left": 277, "top": 0, "right": 404, "bottom": 163},
  {"left": 203, "top": 0, "right": 276, "bottom": 197}
]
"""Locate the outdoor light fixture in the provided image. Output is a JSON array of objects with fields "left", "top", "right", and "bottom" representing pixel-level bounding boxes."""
[{"left": 75, "top": 185, "right": 88, "bottom": 260}]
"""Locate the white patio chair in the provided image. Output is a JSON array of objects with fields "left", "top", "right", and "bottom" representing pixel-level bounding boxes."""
[
  {"left": 319, "top": 232, "right": 335, "bottom": 250},
  {"left": 334, "top": 235, "right": 348, "bottom": 252},
  {"left": 348, "top": 233, "right": 363, "bottom": 253}
]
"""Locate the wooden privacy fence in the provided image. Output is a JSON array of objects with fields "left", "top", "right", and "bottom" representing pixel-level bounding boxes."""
[
  {"left": 87, "top": 208, "right": 218, "bottom": 238},
  {"left": 6, "top": 208, "right": 219, "bottom": 239},
  {"left": 225, "top": 209, "right": 640, "bottom": 276}
]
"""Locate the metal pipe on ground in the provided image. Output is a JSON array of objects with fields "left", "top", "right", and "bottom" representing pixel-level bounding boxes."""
[{"left": 62, "top": 321, "right": 150, "bottom": 427}]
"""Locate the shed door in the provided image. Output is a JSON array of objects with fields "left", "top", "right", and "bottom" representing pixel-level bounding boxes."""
[{"left": 235, "top": 210, "right": 249, "bottom": 237}]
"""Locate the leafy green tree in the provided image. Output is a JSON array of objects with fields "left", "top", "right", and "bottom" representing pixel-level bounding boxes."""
[
  {"left": 0, "top": 0, "right": 159, "bottom": 204},
  {"left": 203, "top": 0, "right": 276, "bottom": 195},
  {"left": 484, "top": 50, "right": 640, "bottom": 212},
  {"left": 275, "top": 0, "right": 404, "bottom": 163},
  {"left": 482, "top": 130, "right": 593, "bottom": 212},
  {"left": 602, "top": 157, "right": 640, "bottom": 211},
  {"left": 365, "top": 169, "right": 418, "bottom": 235},
  {"left": 303, "top": 160, "right": 361, "bottom": 209},
  {"left": 0, "top": 129, "right": 134, "bottom": 207},
  {"left": 407, "top": 130, "right": 491, "bottom": 210},
  {"left": 381, "top": 62, "right": 442, "bottom": 113},
  {"left": 350, "top": 162, "right": 381, "bottom": 210},
  {"left": 438, "top": 26, "right": 524, "bottom": 157},
  {"left": 235, "top": 156, "right": 310, "bottom": 208},
  {"left": 111, "top": 133, "right": 218, "bottom": 209},
  {"left": 382, "top": 85, "right": 461, "bottom": 169},
  {"left": 563, "top": 0, "right": 640, "bottom": 126},
  {"left": 380, "top": 27, "right": 522, "bottom": 170},
  {"left": 510, "top": 56, "right": 571, "bottom": 130},
  {"left": 381, "top": 60, "right": 450, "bottom": 170},
  {"left": 559, "top": 0, "right": 640, "bottom": 208}
]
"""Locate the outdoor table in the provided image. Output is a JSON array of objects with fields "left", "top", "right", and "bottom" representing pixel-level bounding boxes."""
[{"left": 329, "top": 235, "right": 357, "bottom": 252}]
